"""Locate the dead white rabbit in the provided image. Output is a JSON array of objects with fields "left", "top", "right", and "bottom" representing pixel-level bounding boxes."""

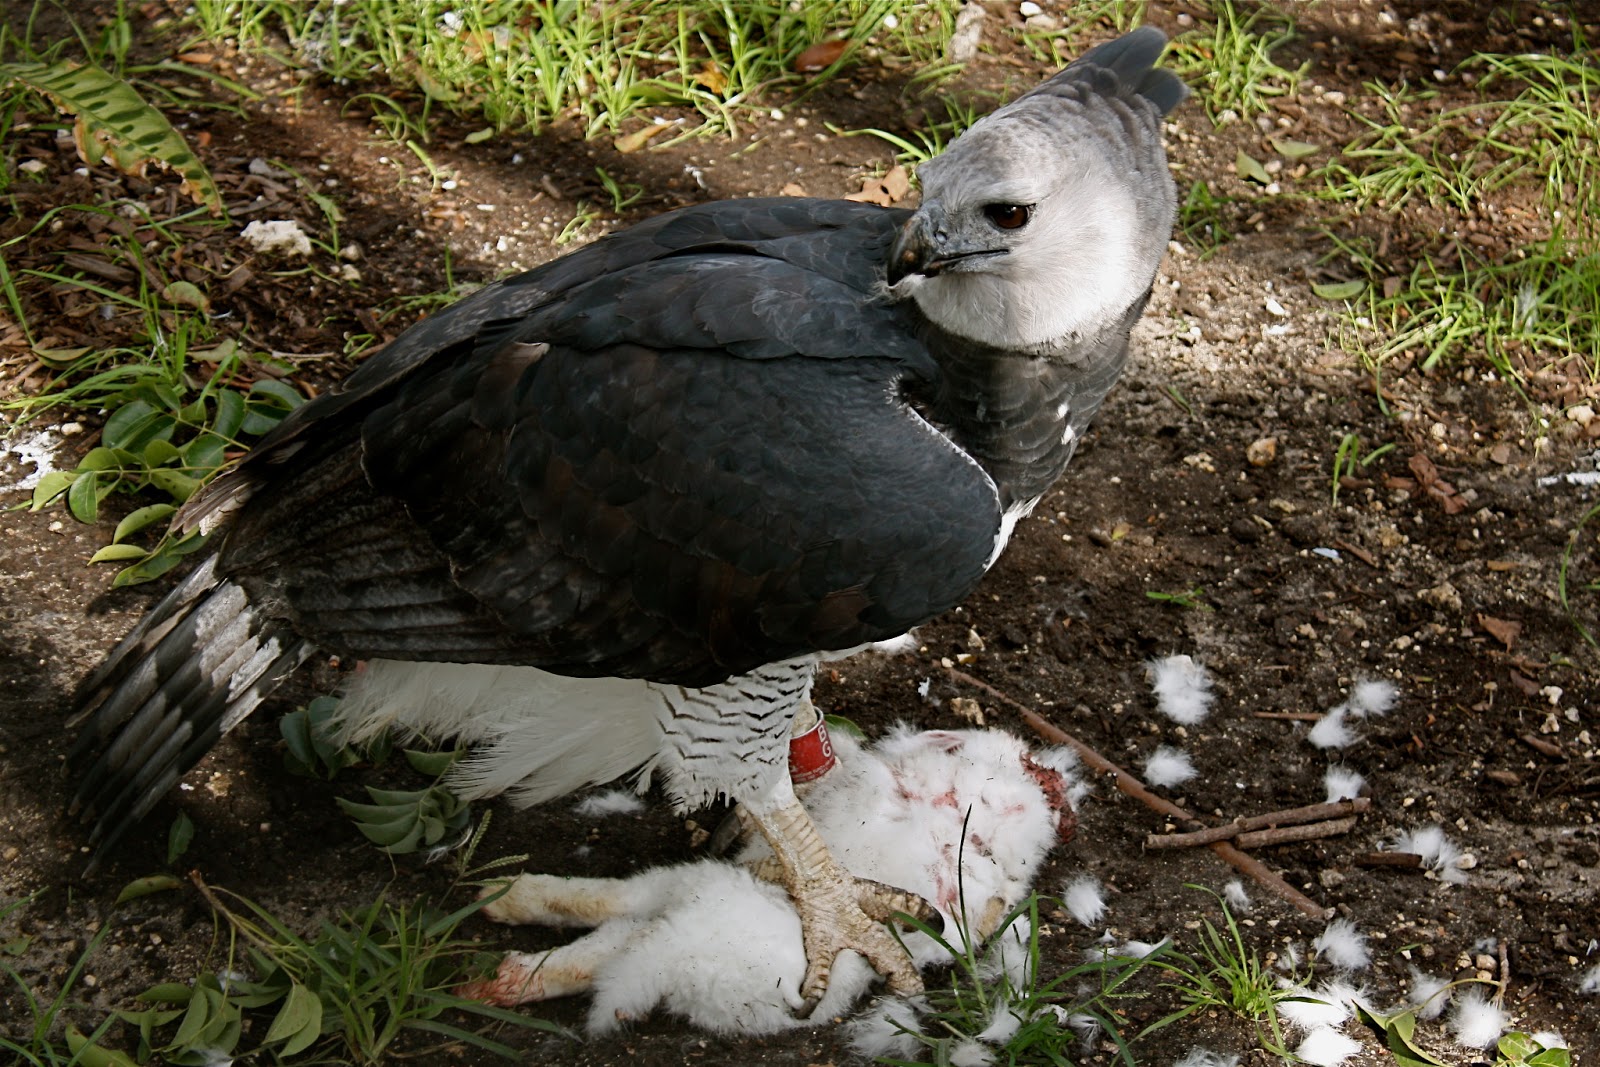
[{"left": 458, "top": 726, "right": 1082, "bottom": 1035}]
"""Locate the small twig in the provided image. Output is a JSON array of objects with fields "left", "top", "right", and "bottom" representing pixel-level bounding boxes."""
[
  {"left": 1234, "top": 816, "right": 1358, "bottom": 849},
  {"left": 944, "top": 666, "right": 1334, "bottom": 921},
  {"left": 1145, "top": 798, "right": 1371, "bottom": 849},
  {"left": 1494, "top": 938, "right": 1510, "bottom": 1007},
  {"left": 1519, "top": 733, "right": 1565, "bottom": 759},
  {"left": 1252, "top": 711, "right": 1323, "bottom": 722},
  {"left": 1334, "top": 538, "right": 1380, "bottom": 569},
  {"left": 1351, "top": 851, "right": 1422, "bottom": 869}
]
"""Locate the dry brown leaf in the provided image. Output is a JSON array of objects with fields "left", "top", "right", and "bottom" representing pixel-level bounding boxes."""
[
  {"left": 949, "top": 697, "right": 986, "bottom": 726},
  {"left": 1507, "top": 669, "right": 1541, "bottom": 697},
  {"left": 779, "top": 182, "right": 808, "bottom": 197},
  {"left": 793, "top": 39, "right": 849, "bottom": 73},
  {"left": 614, "top": 124, "right": 670, "bottom": 155},
  {"left": 1408, "top": 453, "right": 1466, "bottom": 513},
  {"left": 693, "top": 61, "right": 727, "bottom": 96},
  {"left": 843, "top": 164, "right": 911, "bottom": 206},
  {"left": 1476, "top": 613, "right": 1521, "bottom": 650}
]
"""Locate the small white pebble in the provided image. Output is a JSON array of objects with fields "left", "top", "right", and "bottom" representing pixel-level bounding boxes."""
[{"left": 1019, "top": 0, "right": 1043, "bottom": 15}]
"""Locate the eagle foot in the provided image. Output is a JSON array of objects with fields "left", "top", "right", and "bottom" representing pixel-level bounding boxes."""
[{"left": 742, "top": 782, "right": 932, "bottom": 1013}]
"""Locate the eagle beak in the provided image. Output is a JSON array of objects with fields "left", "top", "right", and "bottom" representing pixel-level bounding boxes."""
[
  {"left": 887, "top": 210, "right": 939, "bottom": 286},
  {"left": 887, "top": 206, "right": 1004, "bottom": 286}
]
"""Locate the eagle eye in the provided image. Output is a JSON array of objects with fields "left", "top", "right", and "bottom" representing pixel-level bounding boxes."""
[{"left": 983, "top": 203, "right": 1031, "bottom": 230}]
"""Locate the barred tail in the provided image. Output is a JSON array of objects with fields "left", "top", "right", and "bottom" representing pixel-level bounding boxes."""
[{"left": 67, "top": 556, "right": 313, "bottom": 868}]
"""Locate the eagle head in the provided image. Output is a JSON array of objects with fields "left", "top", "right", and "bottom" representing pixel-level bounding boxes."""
[{"left": 887, "top": 29, "right": 1184, "bottom": 351}]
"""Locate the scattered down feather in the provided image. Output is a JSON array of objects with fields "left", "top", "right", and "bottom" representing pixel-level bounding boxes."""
[
  {"left": 1173, "top": 1051, "right": 1240, "bottom": 1067},
  {"left": 1312, "top": 919, "right": 1370, "bottom": 971},
  {"left": 1222, "top": 879, "right": 1251, "bottom": 913},
  {"left": 464, "top": 727, "right": 1080, "bottom": 1035},
  {"left": 1145, "top": 655, "right": 1213, "bottom": 724},
  {"left": 1062, "top": 874, "right": 1106, "bottom": 927},
  {"left": 1322, "top": 765, "right": 1365, "bottom": 803},
  {"left": 1390, "top": 825, "right": 1468, "bottom": 884},
  {"left": 1404, "top": 965, "right": 1452, "bottom": 1020},
  {"left": 1307, "top": 706, "right": 1358, "bottom": 749},
  {"left": 1143, "top": 745, "right": 1196, "bottom": 787},
  {"left": 1348, "top": 679, "right": 1398, "bottom": 716},
  {"left": 1278, "top": 979, "right": 1366, "bottom": 1032},
  {"left": 1449, "top": 986, "right": 1510, "bottom": 1047},
  {"left": 1581, "top": 963, "right": 1600, "bottom": 994},
  {"left": 572, "top": 789, "right": 645, "bottom": 817},
  {"left": 1295, "top": 1026, "right": 1363, "bottom": 1067}
]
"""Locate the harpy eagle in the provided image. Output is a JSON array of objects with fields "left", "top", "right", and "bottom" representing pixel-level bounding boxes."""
[{"left": 68, "top": 28, "right": 1183, "bottom": 1005}]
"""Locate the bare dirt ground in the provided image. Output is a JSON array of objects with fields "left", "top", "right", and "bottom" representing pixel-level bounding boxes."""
[{"left": 3, "top": 2, "right": 1599, "bottom": 1064}]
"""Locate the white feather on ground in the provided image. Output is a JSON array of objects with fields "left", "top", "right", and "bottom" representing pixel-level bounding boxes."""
[
  {"left": 1449, "top": 986, "right": 1510, "bottom": 1047},
  {"left": 1531, "top": 1031, "right": 1567, "bottom": 1049},
  {"left": 1061, "top": 1009, "right": 1100, "bottom": 1047},
  {"left": 950, "top": 1038, "right": 995, "bottom": 1067},
  {"left": 1146, "top": 655, "right": 1213, "bottom": 724},
  {"left": 571, "top": 789, "right": 645, "bottom": 817},
  {"left": 1581, "top": 963, "right": 1600, "bottom": 994},
  {"left": 1087, "top": 937, "right": 1169, "bottom": 962},
  {"left": 1296, "top": 1026, "right": 1363, "bottom": 1067},
  {"left": 467, "top": 727, "right": 1078, "bottom": 1035},
  {"left": 1404, "top": 965, "right": 1452, "bottom": 1020},
  {"left": 1278, "top": 979, "right": 1364, "bottom": 1031},
  {"left": 1312, "top": 919, "right": 1370, "bottom": 971},
  {"left": 1222, "top": 879, "right": 1251, "bottom": 913},
  {"left": 1062, "top": 875, "right": 1106, "bottom": 927},
  {"left": 1173, "top": 1051, "right": 1240, "bottom": 1067},
  {"left": 976, "top": 1006, "right": 1022, "bottom": 1046},
  {"left": 1308, "top": 706, "right": 1357, "bottom": 749},
  {"left": 1322, "top": 765, "right": 1365, "bottom": 803},
  {"left": 1143, "top": 745, "right": 1196, "bottom": 787},
  {"left": 1276, "top": 941, "right": 1302, "bottom": 973},
  {"left": 1348, "top": 679, "right": 1398, "bottom": 717},
  {"left": 1390, "top": 825, "right": 1468, "bottom": 884},
  {"left": 847, "top": 996, "right": 927, "bottom": 1059},
  {"left": 1119, "top": 939, "right": 1169, "bottom": 959}
]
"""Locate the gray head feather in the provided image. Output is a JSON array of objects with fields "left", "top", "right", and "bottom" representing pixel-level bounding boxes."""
[{"left": 890, "top": 28, "right": 1184, "bottom": 350}]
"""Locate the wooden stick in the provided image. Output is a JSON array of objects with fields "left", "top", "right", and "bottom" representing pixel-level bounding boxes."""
[
  {"left": 1146, "top": 798, "right": 1371, "bottom": 849},
  {"left": 1252, "top": 711, "right": 1322, "bottom": 722},
  {"left": 1234, "top": 816, "right": 1358, "bottom": 849},
  {"left": 944, "top": 667, "right": 1334, "bottom": 921},
  {"left": 1351, "top": 851, "right": 1422, "bottom": 869},
  {"left": 1519, "top": 733, "right": 1564, "bottom": 759}
]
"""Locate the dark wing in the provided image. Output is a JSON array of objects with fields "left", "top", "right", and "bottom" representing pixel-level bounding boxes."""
[{"left": 213, "top": 200, "right": 1001, "bottom": 687}]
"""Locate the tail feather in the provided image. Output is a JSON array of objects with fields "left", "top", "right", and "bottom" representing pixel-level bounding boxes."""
[{"left": 68, "top": 557, "right": 313, "bottom": 869}]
